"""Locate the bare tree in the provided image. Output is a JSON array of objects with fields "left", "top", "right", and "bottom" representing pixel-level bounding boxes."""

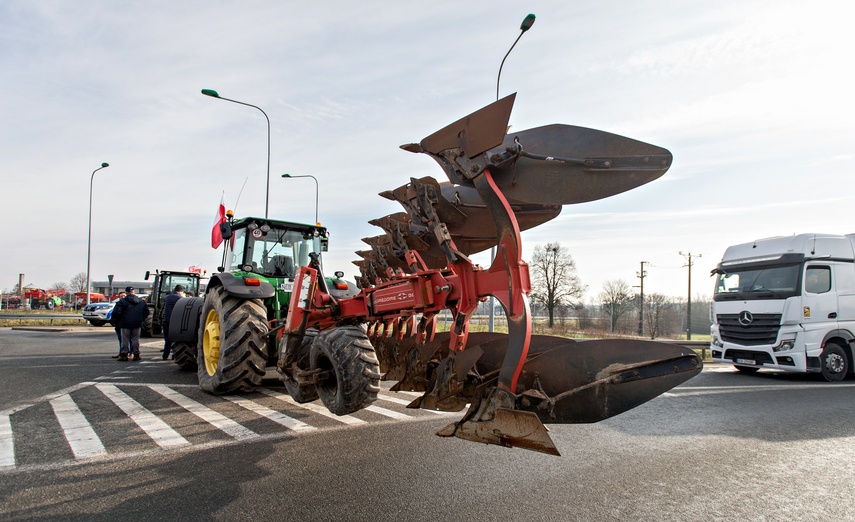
[
  {"left": 530, "top": 243, "right": 586, "bottom": 328},
  {"left": 599, "top": 279, "right": 635, "bottom": 334},
  {"left": 69, "top": 272, "right": 87, "bottom": 293},
  {"left": 644, "top": 293, "right": 672, "bottom": 339}
]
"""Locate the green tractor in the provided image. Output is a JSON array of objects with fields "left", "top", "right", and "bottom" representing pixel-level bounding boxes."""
[
  {"left": 141, "top": 269, "right": 203, "bottom": 338},
  {"left": 167, "top": 213, "right": 357, "bottom": 390}
]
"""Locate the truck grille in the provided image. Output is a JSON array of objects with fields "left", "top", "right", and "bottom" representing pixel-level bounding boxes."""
[{"left": 717, "top": 313, "right": 781, "bottom": 346}]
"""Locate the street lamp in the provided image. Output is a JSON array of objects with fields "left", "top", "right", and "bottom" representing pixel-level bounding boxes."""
[
  {"left": 281, "top": 173, "right": 319, "bottom": 225},
  {"left": 86, "top": 162, "right": 110, "bottom": 306},
  {"left": 496, "top": 13, "right": 536, "bottom": 101},
  {"left": 490, "top": 13, "right": 535, "bottom": 332},
  {"left": 201, "top": 88, "right": 271, "bottom": 218}
]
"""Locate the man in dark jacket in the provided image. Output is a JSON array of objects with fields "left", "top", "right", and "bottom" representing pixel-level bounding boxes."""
[
  {"left": 111, "top": 286, "right": 150, "bottom": 361},
  {"left": 160, "top": 284, "right": 185, "bottom": 360}
]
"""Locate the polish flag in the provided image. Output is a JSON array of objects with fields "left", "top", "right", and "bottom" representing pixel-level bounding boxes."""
[{"left": 211, "top": 194, "right": 226, "bottom": 248}]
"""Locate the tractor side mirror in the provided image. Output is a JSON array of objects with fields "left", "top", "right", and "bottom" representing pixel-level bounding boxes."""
[
  {"left": 144, "top": 271, "right": 151, "bottom": 281},
  {"left": 220, "top": 221, "right": 233, "bottom": 240}
]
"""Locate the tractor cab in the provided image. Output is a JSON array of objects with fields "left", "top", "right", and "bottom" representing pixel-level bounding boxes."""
[{"left": 223, "top": 217, "right": 329, "bottom": 279}]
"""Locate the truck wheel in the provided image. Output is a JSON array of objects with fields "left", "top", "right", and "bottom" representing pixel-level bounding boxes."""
[
  {"left": 172, "top": 341, "right": 198, "bottom": 371},
  {"left": 89, "top": 320, "right": 106, "bottom": 327},
  {"left": 311, "top": 325, "right": 380, "bottom": 415},
  {"left": 283, "top": 330, "right": 320, "bottom": 403},
  {"left": 820, "top": 343, "right": 848, "bottom": 382},
  {"left": 197, "top": 286, "right": 267, "bottom": 394}
]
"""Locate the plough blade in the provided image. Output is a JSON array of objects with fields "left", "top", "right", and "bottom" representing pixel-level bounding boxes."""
[
  {"left": 438, "top": 338, "right": 701, "bottom": 455},
  {"left": 403, "top": 94, "right": 672, "bottom": 208},
  {"left": 515, "top": 339, "right": 701, "bottom": 424},
  {"left": 437, "top": 387, "right": 560, "bottom": 456},
  {"left": 485, "top": 124, "right": 672, "bottom": 206}
]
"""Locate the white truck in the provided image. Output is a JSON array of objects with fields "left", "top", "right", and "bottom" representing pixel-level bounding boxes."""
[{"left": 710, "top": 233, "right": 855, "bottom": 381}]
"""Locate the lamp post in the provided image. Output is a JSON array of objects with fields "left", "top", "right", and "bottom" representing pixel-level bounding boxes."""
[
  {"left": 496, "top": 13, "right": 536, "bottom": 101},
  {"left": 86, "top": 162, "right": 110, "bottom": 306},
  {"left": 281, "top": 173, "right": 319, "bottom": 225},
  {"left": 490, "top": 13, "right": 535, "bottom": 332},
  {"left": 201, "top": 89, "right": 271, "bottom": 218}
]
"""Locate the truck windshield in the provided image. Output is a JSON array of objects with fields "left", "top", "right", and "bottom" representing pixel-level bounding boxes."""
[
  {"left": 713, "top": 264, "right": 801, "bottom": 301},
  {"left": 227, "top": 227, "right": 322, "bottom": 278}
]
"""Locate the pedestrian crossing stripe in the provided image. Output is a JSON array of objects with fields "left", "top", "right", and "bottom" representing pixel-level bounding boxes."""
[{"left": 0, "top": 382, "right": 457, "bottom": 472}]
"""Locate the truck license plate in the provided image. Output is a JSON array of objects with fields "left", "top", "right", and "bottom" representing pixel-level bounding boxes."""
[{"left": 735, "top": 358, "right": 756, "bottom": 365}]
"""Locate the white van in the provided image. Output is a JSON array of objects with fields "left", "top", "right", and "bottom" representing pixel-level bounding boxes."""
[{"left": 710, "top": 233, "right": 855, "bottom": 381}]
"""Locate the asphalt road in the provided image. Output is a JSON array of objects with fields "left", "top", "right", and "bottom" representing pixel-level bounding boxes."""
[{"left": 1, "top": 327, "right": 854, "bottom": 521}]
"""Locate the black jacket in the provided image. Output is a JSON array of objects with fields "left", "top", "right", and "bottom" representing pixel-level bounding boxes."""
[
  {"left": 162, "top": 292, "right": 182, "bottom": 325},
  {"left": 112, "top": 294, "right": 150, "bottom": 328}
]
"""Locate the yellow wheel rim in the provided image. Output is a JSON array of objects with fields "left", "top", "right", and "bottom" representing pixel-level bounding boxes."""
[{"left": 202, "top": 309, "right": 221, "bottom": 376}]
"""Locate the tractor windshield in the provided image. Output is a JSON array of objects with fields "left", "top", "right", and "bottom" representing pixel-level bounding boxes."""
[{"left": 227, "top": 226, "right": 323, "bottom": 278}]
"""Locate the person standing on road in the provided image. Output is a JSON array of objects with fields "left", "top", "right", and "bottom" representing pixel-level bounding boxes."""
[
  {"left": 160, "top": 284, "right": 185, "bottom": 360},
  {"left": 111, "top": 286, "right": 150, "bottom": 361},
  {"left": 108, "top": 291, "right": 127, "bottom": 358}
]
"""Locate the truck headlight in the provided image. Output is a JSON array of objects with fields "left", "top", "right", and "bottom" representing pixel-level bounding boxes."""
[
  {"left": 712, "top": 333, "right": 723, "bottom": 348},
  {"left": 773, "top": 337, "right": 796, "bottom": 352}
]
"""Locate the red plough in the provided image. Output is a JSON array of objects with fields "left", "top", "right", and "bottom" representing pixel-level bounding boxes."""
[{"left": 277, "top": 93, "right": 700, "bottom": 455}]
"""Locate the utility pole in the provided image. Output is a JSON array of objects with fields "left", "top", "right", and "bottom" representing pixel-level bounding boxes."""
[
  {"left": 679, "top": 251, "right": 701, "bottom": 340},
  {"left": 636, "top": 261, "right": 648, "bottom": 336}
]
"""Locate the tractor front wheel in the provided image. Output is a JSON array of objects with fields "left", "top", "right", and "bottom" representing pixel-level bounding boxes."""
[
  {"left": 311, "top": 326, "right": 380, "bottom": 415},
  {"left": 283, "top": 330, "right": 320, "bottom": 403},
  {"left": 197, "top": 286, "right": 268, "bottom": 394}
]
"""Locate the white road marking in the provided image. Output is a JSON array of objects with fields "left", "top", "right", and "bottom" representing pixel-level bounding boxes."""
[
  {"left": 222, "top": 396, "right": 316, "bottom": 432},
  {"left": 364, "top": 405, "right": 412, "bottom": 420},
  {"left": 95, "top": 384, "right": 189, "bottom": 449},
  {"left": 49, "top": 394, "right": 107, "bottom": 459},
  {"left": 0, "top": 415, "right": 14, "bottom": 468},
  {"left": 0, "top": 382, "right": 95, "bottom": 416},
  {"left": 94, "top": 376, "right": 133, "bottom": 381},
  {"left": 257, "top": 389, "right": 366, "bottom": 425},
  {"left": 147, "top": 385, "right": 258, "bottom": 441},
  {"left": 377, "top": 393, "right": 449, "bottom": 415}
]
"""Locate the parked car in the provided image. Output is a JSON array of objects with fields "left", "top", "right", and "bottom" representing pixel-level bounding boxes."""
[{"left": 81, "top": 301, "right": 114, "bottom": 326}]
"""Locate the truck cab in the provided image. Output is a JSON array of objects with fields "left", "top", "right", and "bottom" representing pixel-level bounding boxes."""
[{"left": 710, "top": 233, "right": 855, "bottom": 381}]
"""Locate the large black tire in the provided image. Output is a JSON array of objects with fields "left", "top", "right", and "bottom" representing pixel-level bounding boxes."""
[
  {"left": 141, "top": 313, "right": 153, "bottom": 338},
  {"left": 197, "top": 286, "right": 268, "bottom": 394},
  {"left": 820, "top": 342, "right": 848, "bottom": 382},
  {"left": 283, "top": 330, "right": 320, "bottom": 403},
  {"left": 310, "top": 326, "right": 381, "bottom": 415},
  {"left": 172, "top": 341, "right": 198, "bottom": 372}
]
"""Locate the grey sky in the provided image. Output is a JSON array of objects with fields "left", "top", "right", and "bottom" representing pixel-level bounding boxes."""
[{"left": 2, "top": 0, "right": 853, "bottom": 301}]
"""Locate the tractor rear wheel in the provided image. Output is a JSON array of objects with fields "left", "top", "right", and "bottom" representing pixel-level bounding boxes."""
[
  {"left": 172, "top": 341, "right": 198, "bottom": 371},
  {"left": 311, "top": 325, "right": 380, "bottom": 415},
  {"left": 141, "top": 314, "right": 153, "bottom": 338},
  {"left": 283, "top": 329, "right": 320, "bottom": 403},
  {"left": 197, "top": 285, "right": 268, "bottom": 394}
]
